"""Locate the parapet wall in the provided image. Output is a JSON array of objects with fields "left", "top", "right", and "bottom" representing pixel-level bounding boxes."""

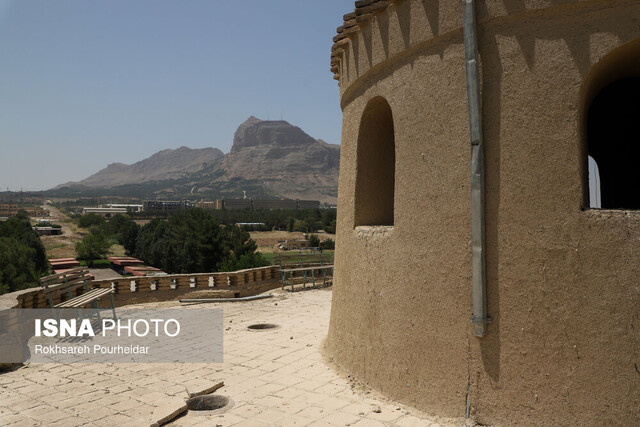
[{"left": 0, "top": 266, "right": 280, "bottom": 310}]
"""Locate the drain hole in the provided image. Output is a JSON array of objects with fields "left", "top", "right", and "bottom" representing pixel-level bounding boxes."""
[
  {"left": 186, "top": 395, "right": 230, "bottom": 411},
  {"left": 247, "top": 323, "right": 279, "bottom": 330}
]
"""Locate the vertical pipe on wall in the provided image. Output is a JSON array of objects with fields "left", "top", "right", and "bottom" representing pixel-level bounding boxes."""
[{"left": 462, "top": 0, "right": 489, "bottom": 337}]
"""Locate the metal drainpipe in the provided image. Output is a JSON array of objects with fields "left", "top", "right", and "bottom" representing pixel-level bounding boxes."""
[{"left": 462, "top": 0, "right": 490, "bottom": 337}]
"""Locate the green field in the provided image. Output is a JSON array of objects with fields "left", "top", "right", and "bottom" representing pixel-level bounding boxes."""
[
  {"left": 78, "top": 259, "right": 111, "bottom": 268},
  {"left": 261, "top": 250, "right": 334, "bottom": 265}
]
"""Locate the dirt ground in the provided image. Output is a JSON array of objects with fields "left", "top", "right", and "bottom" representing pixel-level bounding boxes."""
[
  {"left": 38, "top": 204, "right": 85, "bottom": 259},
  {"left": 39, "top": 204, "right": 129, "bottom": 260},
  {"left": 250, "top": 230, "right": 336, "bottom": 252}
]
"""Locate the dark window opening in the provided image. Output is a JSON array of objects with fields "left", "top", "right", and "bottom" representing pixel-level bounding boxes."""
[
  {"left": 354, "top": 96, "right": 395, "bottom": 227},
  {"left": 587, "top": 77, "right": 640, "bottom": 209}
]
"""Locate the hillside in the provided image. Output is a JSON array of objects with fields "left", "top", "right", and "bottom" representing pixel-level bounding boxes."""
[{"left": 56, "top": 146, "right": 224, "bottom": 188}]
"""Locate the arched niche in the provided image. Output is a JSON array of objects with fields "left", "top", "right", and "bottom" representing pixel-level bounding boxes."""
[{"left": 354, "top": 96, "right": 396, "bottom": 226}]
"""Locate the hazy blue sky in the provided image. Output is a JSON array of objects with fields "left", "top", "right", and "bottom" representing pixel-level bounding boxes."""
[{"left": 0, "top": 0, "right": 350, "bottom": 191}]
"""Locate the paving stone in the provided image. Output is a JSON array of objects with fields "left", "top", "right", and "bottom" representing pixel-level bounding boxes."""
[
  {"left": 0, "top": 289, "right": 461, "bottom": 427},
  {"left": 110, "top": 397, "right": 144, "bottom": 412},
  {"left": 3, "top": 398, "right": 40, "bottom": 412},
  {"left": 315, "top": 382, "right": 348, "bottom": 395},
  {"left": 273, "top": 386, "right": 306, "bottom": 401},
  {"left": 318, "top": 410, "right": 362, "bottom": 425},
  {"left": 232, "top": 403, "right": 265, "bottom": 418},
  {"left": 295, "top": 379, "right": 327, "bottom": 392},
  {"left": 0, "top": 413, "right": 31, "bottom": 425},
  {"left": 73, "top": 402, "right": 119, "bottom": 419},
  {"left": 277, "top": 414, "right": 317, "bottom": 426},
  {"left": 21, "top": 406, "right": 69, "bottom": 423},
  {"left": 297, "top": 406, "right": 328, "bottom": 419},
  {"left": 47, "top": 416, "right": 86, "bottom": 426},
  {"left": 395, "top": 414, "right": 435, "bottom": 426},
  {"left": 366, "top": 406, "right": 404, "bottom": 423},
  {"left": 251, "top": 407, "right": 288, "bottom": 423},
  {"left": 233, "top": 419, "right": 269, "bottom": 427},
  {"left": 136, "top": 391, "right": 174, "bottom": 405},
  {"left": 351, "top": 418, "right": 386, "bottom": 427}
]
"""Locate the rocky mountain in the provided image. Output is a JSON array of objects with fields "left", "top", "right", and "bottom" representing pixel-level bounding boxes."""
[
  {"left": 51, "top": 117, "right": 340, "bottom": 203},
  {"left": 210, "top": 117, "right": 340, "bottom": 201}
]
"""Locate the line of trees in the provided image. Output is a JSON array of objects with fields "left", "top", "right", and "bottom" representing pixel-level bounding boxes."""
[
  {"left": 76, "top": 209, "right": 268, "bottom": 274},
  {"left": 0, "top": 211, "right": 48, "bottom": 294},
  {"left": 129, "top": 208, "right": 337, "bottom": 234}
]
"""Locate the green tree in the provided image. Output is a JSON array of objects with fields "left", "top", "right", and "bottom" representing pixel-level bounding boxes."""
[
  {"left": 320, "top": 238, "right": 335, "bottom": 250},
  {"left": 219, "top": 225, "right": 257, "bottom": 258},
  {"left": 78, "top": 213, "right": 106, "bottom": 228},
  {"left": 0, "top": 211, "right": 48, "bottom": 273},
  {"left": 105, "top": 214, "right": 139, "bottom": 255},
  {"left": 163, "top": 209, "right": 225, "bottom": 273},
  {"left": 134, "top": 219, "right": 168, "bottom": 267},
  {"left": 308, "top": 234, "right": 320, "bottom": 248},
  {"left": 120, "top": 221, "right": 139, "bottom": 256},
  {"left": 75, "top": 230, "right": 111, "bottom": 266},
  {"left": 0, "top": 237, "right": 40, "bottom": 294},
  {"left": 292, "top": 219, "right": 309, "bottom": 232},
  {"left": 133, "top": 209, "right": 265, "bottom": 274},
  {"left": 218, "top": 251, "right": 268, "bottom": 272}
]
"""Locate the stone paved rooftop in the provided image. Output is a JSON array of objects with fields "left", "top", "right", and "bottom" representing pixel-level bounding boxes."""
[{"left": 0, "top": 288, "right": 463, "bottom": 426}]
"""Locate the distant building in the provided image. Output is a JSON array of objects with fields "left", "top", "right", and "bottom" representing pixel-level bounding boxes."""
[
  {"left": 152, "top": 198, "right": 322, "bottom": 211},
  {"left": 221, "top": 198, "right": 253, "bottom": 210},
  {"left": 143, "top": 200, "right": 193, "bottom": 213},
  {"left": 0, "top": 203, "right": 18, "bottom": 217},
  {"left": 207, "top": 198, "right": 321, "bottom": 210},
  {"left": 0, "top": 203, "right": 48, "bottom": 217},
  {"left": 82, "top": 207, "right": 128, "bottom": 216},
  {"left": 104, "top": 204, "right": 143, "bottom": 212},
  {"left": 195, "top": 201, "right": 216, "bottom": 209},
  {"left": 297, "top": 200, "right": 320, "bottom": 210},
  {"left": 252, "top": 199, "right": 298, "bottom": 210}
]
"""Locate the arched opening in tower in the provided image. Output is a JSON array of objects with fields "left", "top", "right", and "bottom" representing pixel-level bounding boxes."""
[{"left": 587, "top": 77, "right": 640, "bottom": 209}]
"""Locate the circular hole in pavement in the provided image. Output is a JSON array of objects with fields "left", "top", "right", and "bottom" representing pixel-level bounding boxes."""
[
  {"left": 186, "top": 395, "right": 231, "bottom": 412},
  {"left": 247, "top": 323, "right": 279, "bottom": 331}
]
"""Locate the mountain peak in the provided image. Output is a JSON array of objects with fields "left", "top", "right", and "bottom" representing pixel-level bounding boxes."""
[
  {"left": 231, "top": 117, "right": 317, "bottom": 152},
  {"left": 241, "top": 116, "right": 262, "bottom": 126}
]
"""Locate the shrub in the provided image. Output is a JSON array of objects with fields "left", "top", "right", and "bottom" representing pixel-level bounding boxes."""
[
  {"left": 308, "top": 234, "right": 320, "bottom": 248},
  {"left": 320, "top": 238, "right": 335, "bottom": 250},
  {"left": 78, "top": 213, "right": 106, "bottom": 228}
]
